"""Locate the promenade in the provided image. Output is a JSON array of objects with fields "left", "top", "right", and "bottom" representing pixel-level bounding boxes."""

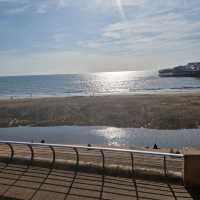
[
  {"left": 0, "top": 162, "right": 198, "bottom": 200},
  {"left": 0, "top": 142, "right": 199, "bottom": 199}
]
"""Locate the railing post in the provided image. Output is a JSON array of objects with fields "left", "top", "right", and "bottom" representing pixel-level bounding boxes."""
[
  {"left": 73, "top": 147, "right": 79, "bottom": 170},
  {"left": 164, "top": 155, "right": 167, "bottom": 176},
  {"left": 49, "top": 146, "right": 56, "bottom": 166},
  {"left": 100, "top": 150, "right": 105, "bottom": 172},
  {"left": 27, "top": 144, "right": 34, "bottom": 164},
  {"left": 6, "top": 143, "right": 14, "bottom": 162}
]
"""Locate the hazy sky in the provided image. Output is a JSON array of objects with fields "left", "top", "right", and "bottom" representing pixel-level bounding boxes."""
[{"left": 0, "top": 0, "right": 200, "bottom": 75}]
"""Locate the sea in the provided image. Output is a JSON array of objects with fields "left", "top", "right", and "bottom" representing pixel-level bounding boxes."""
[
  {"left": 0, "top": 71, "right": 200, "bottom": 99},
  {"left": 0, "top": 70, "right": 200, "bottom": 148}
]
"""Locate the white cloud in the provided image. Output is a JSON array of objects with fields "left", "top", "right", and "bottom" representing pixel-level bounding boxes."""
[
  {"left": 1, "top": 0, "right": 70, "bottom": 15},
  {"left": 35, "top": 0, "right": 70, "bottom": 14},
  {"left": 78, "top": 1, "right": 200, "bottom": 57},
  {"left": 5, "top": 4, "right": 30, "bottom": 14},
  {"left": 0, "top": 0, "right": 200, "bottom": 74},
  {"left": 1, "top": 48, "right": 199, "bottom": 76},
  {"left": 0, "top": 0, "right": 145, "bottom": 16},
  {"left": 35, "top": 2, "right": 49, "bottom": 14},
  {"left": 0, "top": 0, "right": 28, "bottom": 3},
  {"left": 57, "top": 0, "right": 70, "bottom": 8}
]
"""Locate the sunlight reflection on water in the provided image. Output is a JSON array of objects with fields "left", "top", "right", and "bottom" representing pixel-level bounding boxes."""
[
  {"left": 0, "top": 126, "right": 200, "bottom": 148},
  {"left": 95, "top": 127, "right": 127, "bottom": 146},
  {"left": 1, "top": 71, "right": 200, "bottom": 99}
]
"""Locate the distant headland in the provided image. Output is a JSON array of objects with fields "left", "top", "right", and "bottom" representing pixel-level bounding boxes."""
[{"left": 159, "top": 62, "right": 200, "bottom": 77}]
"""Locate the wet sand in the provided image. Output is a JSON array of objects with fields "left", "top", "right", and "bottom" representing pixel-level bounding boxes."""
[{"left": 0, "top": 93, "right": 200, "bottom": 129}]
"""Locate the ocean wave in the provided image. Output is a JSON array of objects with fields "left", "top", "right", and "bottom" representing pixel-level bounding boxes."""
[{"left": 0, "top": 72, "right": 200, "bottom": 98}]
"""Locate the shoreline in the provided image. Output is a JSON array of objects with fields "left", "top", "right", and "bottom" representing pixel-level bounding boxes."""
[
  {"left": 0, "top": 92, "right": 200, "bottom": 129},
  {"left": 1, "top": 89, "right": 200, "bottom": 100}
]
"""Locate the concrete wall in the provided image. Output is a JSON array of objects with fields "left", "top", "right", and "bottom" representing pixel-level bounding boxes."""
[{"left": 184, "top": 154, "right": 200, "bottom": 189}]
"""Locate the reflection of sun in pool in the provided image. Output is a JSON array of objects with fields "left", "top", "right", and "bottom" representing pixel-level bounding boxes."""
[{"left": 96, "top": 127, "right": 126, "bottom": 146}]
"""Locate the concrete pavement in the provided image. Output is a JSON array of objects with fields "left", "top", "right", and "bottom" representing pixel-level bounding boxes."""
[{"left": 0, "top": 162, "right": 199, "bottom": 200}]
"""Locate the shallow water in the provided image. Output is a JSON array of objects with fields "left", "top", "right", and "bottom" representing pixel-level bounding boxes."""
[
  {"left": 0, "top": 126, "right": 200, "bottom": 148},
  {"left": 1, "top": 71, "right": 200, "bottom": 99}
]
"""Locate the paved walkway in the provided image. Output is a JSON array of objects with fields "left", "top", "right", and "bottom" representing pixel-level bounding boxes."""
[{"left": 0, "top": 162, "right": 199, "bottom": 200}]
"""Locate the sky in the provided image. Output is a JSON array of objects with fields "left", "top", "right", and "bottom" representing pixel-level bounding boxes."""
[{"left": 0, "top": 0, "right": 200, "bottom": 75}]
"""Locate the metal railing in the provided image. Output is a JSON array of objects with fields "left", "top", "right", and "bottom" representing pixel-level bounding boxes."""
[{"left": 0, "top": 140, "right": 184, "bottom": 178}]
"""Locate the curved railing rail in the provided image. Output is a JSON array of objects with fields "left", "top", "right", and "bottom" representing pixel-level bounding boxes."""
[{"left": 0, "top": 140, "right": 184, "bottom": 178}]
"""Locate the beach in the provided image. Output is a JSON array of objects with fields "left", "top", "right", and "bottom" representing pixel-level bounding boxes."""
[{"left": 0, "top": 92, "right": 200, "bottom": 129}]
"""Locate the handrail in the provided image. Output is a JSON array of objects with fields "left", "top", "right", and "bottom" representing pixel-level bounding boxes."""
[
  {"left": 0, "top": 140, "right": 184, "bottom": 178},
  {"left": 0, "top": 140, "right": 183, "bottom": 158}
]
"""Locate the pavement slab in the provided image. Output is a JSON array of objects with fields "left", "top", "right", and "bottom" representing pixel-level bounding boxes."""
[{"left": 0, "top": 162, "right": 199, "bottom": 200}]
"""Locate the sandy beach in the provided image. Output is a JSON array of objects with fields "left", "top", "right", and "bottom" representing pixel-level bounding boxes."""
[{"left": 0, "top": 92, "right": 200, "bottom": 129}]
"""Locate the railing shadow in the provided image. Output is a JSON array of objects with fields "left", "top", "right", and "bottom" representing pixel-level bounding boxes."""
[{"left": 0, "top": 161, "right": 199, "bottom": 200}]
